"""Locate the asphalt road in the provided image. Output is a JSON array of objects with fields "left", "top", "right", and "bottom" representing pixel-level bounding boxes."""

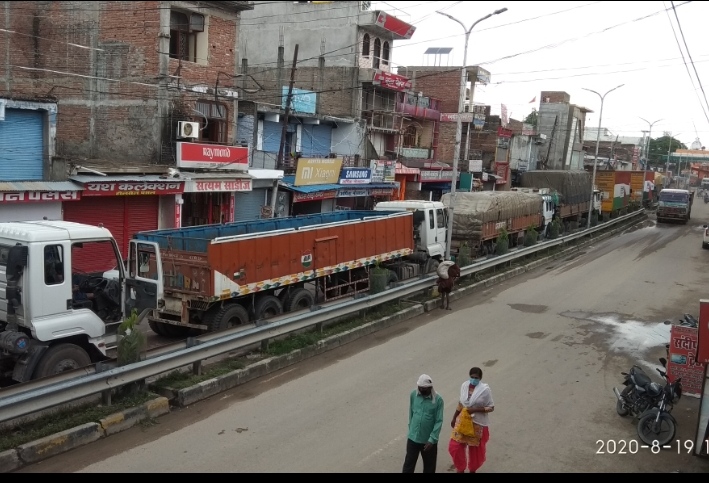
[{"left": 18, "top": 203, "right": 709, "bottom": 473}]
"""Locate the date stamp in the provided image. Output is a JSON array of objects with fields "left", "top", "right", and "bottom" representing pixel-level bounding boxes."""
[{"left": 596, "top": 439, "right": 709, "bottom": 454}]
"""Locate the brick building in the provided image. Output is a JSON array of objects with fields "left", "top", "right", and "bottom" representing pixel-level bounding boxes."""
[
  {"left": 536, "top": 91, "right": 591, "bottom": 170},
  {"left": 0, "top": 2, "right": 290, "bottom": 269}
]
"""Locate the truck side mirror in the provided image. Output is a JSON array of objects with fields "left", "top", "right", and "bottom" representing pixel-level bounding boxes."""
[{"left": 6, "top": 244, "right": 28, "bottom": 279}]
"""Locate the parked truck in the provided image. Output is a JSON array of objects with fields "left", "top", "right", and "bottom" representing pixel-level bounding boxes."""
[
  {"left": 136, "top": 209, "right": 450, "bottom": 338},
  {"left": 518, "top": 170, "right": 599, "bottom": 225},
  {"left": 0, "top": 220, "right": 161, "bottom": 383}
]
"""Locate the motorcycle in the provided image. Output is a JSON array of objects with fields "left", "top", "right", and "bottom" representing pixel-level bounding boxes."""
[{"left": 613, "top": 358, "right": 682, "bottom": 446}]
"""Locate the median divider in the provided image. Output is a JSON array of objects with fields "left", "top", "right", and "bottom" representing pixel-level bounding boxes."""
[{"left": 0, "top": 211, "right": 646, "bottom": 473}]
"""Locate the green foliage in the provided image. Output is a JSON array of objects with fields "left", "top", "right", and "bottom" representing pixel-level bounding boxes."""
[
  {"left": 648, "top": 136, "right": 687, "bottom": 166},
  {"left": 117, "top": 309, "right": 147, "bottom": 366},
  {"left": 495, "top": 228, "right": 509, "bottom": 255},
  {"left": 549, "top": 219, "right": 561, "bottom": 239},
  {"left": 457, "top": 243, "right": 472, "bottom": 267},
  {"left": 569, "top": 219, "right": 579, "bottom": 231},
  {"left": 369, "top": 260, "right": 388, "bottom": 294},
  {"left": 524, "top": 224, "right": 538, "bottom": 246},
  {"left": 524, "top": 109, "right": 538, "bottom": 128}
]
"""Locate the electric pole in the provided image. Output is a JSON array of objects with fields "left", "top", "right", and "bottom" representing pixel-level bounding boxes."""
[{"left": 278, "top": 44, "right": 299, "bottom": 170}]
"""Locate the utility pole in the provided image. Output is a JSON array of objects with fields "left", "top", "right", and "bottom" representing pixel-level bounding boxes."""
[
  {"left": 639, "top": 117, "right": 662, "bottom": 204},
  {"left": 277, "top": 44, "right": 299, "bottom": 171}
]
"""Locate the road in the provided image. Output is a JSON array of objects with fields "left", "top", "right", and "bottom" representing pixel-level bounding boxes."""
[{"left": 18, "top": 202, "right": 709, "bottom": 473}]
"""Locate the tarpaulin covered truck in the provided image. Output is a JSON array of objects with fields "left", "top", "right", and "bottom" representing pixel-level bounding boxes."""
[
  {"left": 438, "top": 191, "right": 555, "bottom": 257},
  {"left": 137, "top": 209, "right": 450, "bottom": 337},
  {"left": 518, "top": 170, "right": 600, "bottom": 224}
]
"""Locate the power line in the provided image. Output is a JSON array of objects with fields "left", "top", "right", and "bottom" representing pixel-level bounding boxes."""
[{"left": 669, "top": 1, "right": 709, "bottom": 124}]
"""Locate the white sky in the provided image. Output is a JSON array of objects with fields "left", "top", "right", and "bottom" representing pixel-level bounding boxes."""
[{"left": 372, "top": 0, "right": 709, "bottom": 148}]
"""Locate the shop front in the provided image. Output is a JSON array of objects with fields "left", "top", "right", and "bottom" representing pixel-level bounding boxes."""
[
  {"left": 179, "top": 174, "right": 253, "bottom": 227},
  {"left": 335, "top": 185, "right": 397, "bottom": 210},
  {"left": 290, "top": 189, "right": 338, "bottom": 215},
  {"left": 65, "top": 175, "right": 184, "bottom": 272},
  {"left": 394, "top": 162, "right": 420, "bottom": 200},
  {"left": 0, "top": 182, "right": 82, "bottom": 222},
  {"left": 419, "top": 168, "right": 455, "bottom": 201}
]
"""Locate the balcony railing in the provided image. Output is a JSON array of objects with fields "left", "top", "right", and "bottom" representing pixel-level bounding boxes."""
[{"left": 396, "top": 100, "right": 440, "bottom": 121}]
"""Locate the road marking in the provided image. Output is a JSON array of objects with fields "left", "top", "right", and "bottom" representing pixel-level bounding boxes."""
[
  {"left": 260, "top": 368, "right": 297, "bottom": 383},
  {"left": 358, "top": 435, "right": 403, "bottom": 466}
]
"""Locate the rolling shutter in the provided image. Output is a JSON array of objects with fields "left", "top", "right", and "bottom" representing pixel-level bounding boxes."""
[
  {"left": 0, "top": 203, "right": 62, "bottom": 222},
  {"left": 233, "top": 189, "right": 265, "bottom": 221},
  {"left": 0, "top": 108, "right": 44, "bottom": 180},
  {"left": 261, "top": 120, "right": 282, "bottom": 153},
  {"left": 301, "top": 124, "right": 332, "bottom": 157}
]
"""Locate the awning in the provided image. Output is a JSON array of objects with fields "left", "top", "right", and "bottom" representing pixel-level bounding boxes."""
[
  {"left": 0, "top": 181, "right": 83, "bottom": 192},
  {"left": 248, "top": 168, "right": 284, "bottom": 180},
  {"left": 70, "top": 175, "right": 185, "bottom": 197},
  {"left": 279, "top": 177, "right": 398, "bottom": 194}
]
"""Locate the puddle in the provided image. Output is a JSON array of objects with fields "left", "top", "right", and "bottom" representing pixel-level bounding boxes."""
[
  {"left": 560, "top": 311, "right": 670, "bottom": 365},
  {"left": 509, "top": 303, "right": 548, "bottom": 314}
]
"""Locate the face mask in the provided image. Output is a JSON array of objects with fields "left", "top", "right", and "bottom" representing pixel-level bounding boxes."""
[
  {"left": 470, "top": 378, "right": 480, "bottom": 386},
  {"left": 419, "top": 388, "right": 431, "bottom": 397}
]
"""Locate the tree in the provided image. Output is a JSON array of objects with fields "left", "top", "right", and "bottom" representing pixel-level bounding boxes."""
[
  {"left": 648, "top": 135, "right": 687, "bottom": 166},
  {"left": 524, "top": 109, "right": 538, "bottom": 127}
]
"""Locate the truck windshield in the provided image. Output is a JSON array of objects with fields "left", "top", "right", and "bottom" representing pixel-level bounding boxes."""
[{"left": 659, "top": 192, "right": 688, "bottom": 203}]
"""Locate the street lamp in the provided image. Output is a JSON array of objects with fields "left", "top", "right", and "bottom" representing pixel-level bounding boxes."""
[
  {"left": 582, "top": 84, "right": 624, "bottom": 230},
  {"left": 438, "top": 7, "right": 508, "bottom": 261},
  {"left": 639, "top": 117, "right": 662, "bottom": 203},
  {"left": 665, "top": 132, "right": 681, "bottom": 184}
]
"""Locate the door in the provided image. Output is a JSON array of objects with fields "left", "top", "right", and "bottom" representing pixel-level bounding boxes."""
[
  {"left": 234, "top": 189, "right": 265, "bottom": 221},
  {"left": 41, "top": 243, "right": 71, "bottom": 316},
  {"left": 124, "top": 240, "right": 163, "bottom": 318},
  {"left": 424, "top": 209, "right": 444, "bottom": 258},
  {"left": 435, "top": 208, "right": 447, "bottom": 254}
]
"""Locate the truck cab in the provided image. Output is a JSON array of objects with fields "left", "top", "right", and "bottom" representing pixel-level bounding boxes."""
[
  {"left": 372, "top": 200, "right": 447, "bottom": 260},
  {"left": 656, "top": 189, "right": 691, "bottom": 223},
  {"left": 0, "top": 220, "right": 163, "bottom": 383}
]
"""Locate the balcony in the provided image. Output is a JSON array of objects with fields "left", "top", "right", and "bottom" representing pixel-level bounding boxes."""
[
  {"left": 396, "top": 95, "right": 440, "bottom": 121},
  {"left": 358, "top": 11, "right": 415, "bottom": 40}
]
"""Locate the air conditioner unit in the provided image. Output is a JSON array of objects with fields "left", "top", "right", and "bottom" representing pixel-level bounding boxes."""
[{"left": 177, "top": 121, "right": 200, "bottom": 139}]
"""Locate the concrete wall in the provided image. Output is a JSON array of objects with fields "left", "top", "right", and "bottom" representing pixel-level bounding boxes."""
[
  {"left": 331, "top": 121, "right": 365, "bottom": 158},
  {"left": 537, "top": 103, "right": 569, "bottom": 170},
  {"left": 0, "top": 1, "right": 244, "bottom": 169},
  {"left": 509, "top": 135, "right": 538, "bottom": 171},
  {"left": 239, "top": 1, "right": 360, "bottom": 68}
]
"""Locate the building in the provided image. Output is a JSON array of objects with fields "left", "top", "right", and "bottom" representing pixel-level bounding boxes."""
[
  {"left": 0, "top": 1, "right": 292, "bottom": 270},
  {"left": 536, "top": 91, "right": 591, "bottom": 170},
  {"left": 583, "top": 127, "right": 643, "bottom": 169},
  {"left": 237, "top": 0, "right": 408, "bottom": 203}
]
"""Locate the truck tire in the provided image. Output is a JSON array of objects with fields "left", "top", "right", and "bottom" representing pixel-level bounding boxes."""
[
  {"left": 424, "top": 258, "right": 439, "bottom": 274},
  {"left": 285, "top": 288, "right": 315, "bottom": 312},
  {"left": 33, "top": 343, "right": 91, "bottom": 379},
  {"left": 255, "top": 295, "right": 283, "bottom": 322},
  {"left": 148, "top": 320, "right": 170, "bottom": 337},
  {"left": 209, "top": 303, "right": 250, "bottom": 332}
]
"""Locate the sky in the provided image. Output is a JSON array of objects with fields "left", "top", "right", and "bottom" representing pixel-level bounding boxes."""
[{"left": 372, "top": 0, "right": 709, "bottom": 148}]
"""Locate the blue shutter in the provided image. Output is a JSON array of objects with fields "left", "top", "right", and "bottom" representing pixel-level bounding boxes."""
[
  {"left": 0, "top": 108, "right": 44, "bottom": 180},
  {"left": 262, "top": 120, "right": 282, "bottom": 153},
  {"left": 301, "top": 124, "right": 332, "bottom": 157}
]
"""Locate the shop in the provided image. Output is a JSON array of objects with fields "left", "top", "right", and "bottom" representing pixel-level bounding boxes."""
[
  {"left": 394, "top": 162, "right": 419, "bottom": 200},
  {"left": 290, "top": 189, "right": 338, "bottom": 216},
  {"left": 419, "top": 168, "right": 455, "bottom": 201},
  {"left": 235, "top": 169, "right": 285, "bottom": 221},
  {"left": 179, "top": 174, "right": 253, "bottom": 227},
  {"left": 0, "top": 182, "right": 82, "bottom": 222},
  {"left": 335, "top": 186, "right": 396, "bottom": 210},
  {"left": 65, "top": 175, "right": 184, "bottom": 272}
]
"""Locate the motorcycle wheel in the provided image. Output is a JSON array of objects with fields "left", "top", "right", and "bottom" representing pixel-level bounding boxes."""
[
  {"left": 637, "top": 412, "right": 676, "bottom": 446},
  {"left": 616, "top": 386, "right": 633, "bottom": 417}
]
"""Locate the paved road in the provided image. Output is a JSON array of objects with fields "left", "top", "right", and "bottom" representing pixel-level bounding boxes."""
[{"left": 18, "top": 204, "right": 709, "bottom": 473}]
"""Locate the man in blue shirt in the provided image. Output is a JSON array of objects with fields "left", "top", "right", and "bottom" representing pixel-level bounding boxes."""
[{"left": 402, "top": 374, "right": 444, "bottom": 473}]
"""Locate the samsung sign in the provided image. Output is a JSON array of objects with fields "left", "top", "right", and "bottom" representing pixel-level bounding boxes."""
[{"left": 339, "top": 167, "right": 371, "bottom": 185}]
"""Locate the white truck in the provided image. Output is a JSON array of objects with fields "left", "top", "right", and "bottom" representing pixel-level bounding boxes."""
[{"left": 0, "top": 220, "right": 163, "bottom": 383}]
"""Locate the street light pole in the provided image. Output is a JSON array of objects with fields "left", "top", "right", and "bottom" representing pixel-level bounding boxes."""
[
  {"left": 438, "top": 7, "right": 508, "bottom": 261},
  {"left": 639, "top": 117, "right": 662, "bottom": 204},
  {"left": 582, "top": 84, "right": 624, "bottom": 230}
]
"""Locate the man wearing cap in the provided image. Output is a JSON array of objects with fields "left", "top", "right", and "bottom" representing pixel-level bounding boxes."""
[{"left": 402, "top": 374, "right": 445, "bottom": 473}]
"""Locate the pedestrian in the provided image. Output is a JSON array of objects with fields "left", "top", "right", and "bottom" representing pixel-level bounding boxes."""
[
  {"left": 448, "top": 367, "right": 495, "bottom": 473},
  {"left": 402, "top": 374, "right": 444, "bottom": 473}
]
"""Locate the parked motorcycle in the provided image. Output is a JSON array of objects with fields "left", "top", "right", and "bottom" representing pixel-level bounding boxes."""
[{"left": 613, "top": 358, "right": 682, "bottom": 446}]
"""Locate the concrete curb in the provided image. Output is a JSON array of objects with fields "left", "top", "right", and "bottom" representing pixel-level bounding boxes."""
[
  {"left": 0, "top": 396, "right": 169, "bottom": 473},
  {"left": 171, "top": 304, "right": 426, "bottom": 407}
]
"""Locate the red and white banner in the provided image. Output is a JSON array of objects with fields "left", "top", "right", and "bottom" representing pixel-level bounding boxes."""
[
  {"left": 185, "top": 179, "right": 252, "bottom": 192},
  {"left": 0, "top": 191, "right": 81, "bottom": 203},
  {"left": 697, "top": 300, "right": 709, "bottom": 363},
  {"left": 372, "top": 71, "right": 412, "bottom": 92},
  {"left": 82, "top": 181, "right": 184, "bottom": 197},
  {"left": 667, "top": 324, "right": 704, "bottom": 397},
  {"left": 293, "top": 190, "right": 337, "bottom": 203},
  {"left": 176, "top": 142, "right": 249, "bottom": 171}
]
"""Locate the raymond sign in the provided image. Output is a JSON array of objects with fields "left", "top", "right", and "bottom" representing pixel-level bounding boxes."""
[
  {"left": 667, "top": 324, "right": 705, "bottom": 397},
  {"left": 176, "top": 142, "right": 249, "bottom": 171},
  {"left": 372, "top": 72, "right": 412, "bottom": 92},
  {"left": 292, "top": 190, "right": 337, "bottom": 203},
  {"left": 83, "top": 181, "right": 184, "bottom": 196},
  {"left": 0, "top": 191, "right": 80, "bottom": 203},
  {"left": 294, "top": 158, "right": 343, "bottom": 186}
]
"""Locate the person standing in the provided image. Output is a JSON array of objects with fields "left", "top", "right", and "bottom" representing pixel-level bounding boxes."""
[
  {"left": 448, "top": 367, "right": 495, "bottom": 473},
  {"left": 402, "top": 374, "right": 444, "bottom": 473}
]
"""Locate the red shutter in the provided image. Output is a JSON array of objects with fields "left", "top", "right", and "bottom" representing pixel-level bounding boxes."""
[
  {"left": 125, "top": 196, "right": 159, "bottom": 252},
  {"left": 63, "top": 198, "right": 126, "bottom": 273}
]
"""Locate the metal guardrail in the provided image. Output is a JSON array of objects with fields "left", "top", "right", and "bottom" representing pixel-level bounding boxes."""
[{"left": 0, "top": 210, "right": 645, "bottom": 423}]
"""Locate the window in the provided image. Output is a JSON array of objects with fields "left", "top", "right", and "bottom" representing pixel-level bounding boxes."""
[
  {"left": 403, "top": 125, "right": 418, "bottom": 148},
  {"left": 362, "top": 34, "right": 370, "bottom": 58},
  {"left": 170, "top": 10, "right": 205, "bottom": 63},
  {"left": 428, "top": 210, "right": 435, "bottom": 230},
  {"left": 44, "top": 245, "right": 64, "bottom": 286},
  {"left": 0, "top": 245, "right": 9, "bottom": 267},
  {"left": 373, "top": 38, "right": 381, "bottom": 69},
  {"left": 382, "top": 41, "right": 390, "bottom": 65},
  {"left": 436, "top": 209, "right": 446, "bottom": 228},
  {"left": 194, "top": 100, "right": 228, "bottom": 143}
]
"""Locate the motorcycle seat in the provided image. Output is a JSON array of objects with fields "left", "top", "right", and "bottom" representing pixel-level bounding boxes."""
[
  {"left": 630, "top": 366, "right": 652, "bottom": 387},
  {"left": 647, "top": 382, "right": 662, "bottom": 398}
]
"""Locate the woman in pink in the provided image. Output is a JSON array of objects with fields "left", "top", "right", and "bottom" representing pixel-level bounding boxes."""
[{"left": 448, "top": 367, "right": 495, "bottom": 473}]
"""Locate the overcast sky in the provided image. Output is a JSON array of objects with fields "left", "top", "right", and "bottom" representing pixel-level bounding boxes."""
[{"left": 372, "top": 0, "right": 709, "bottom": 148}]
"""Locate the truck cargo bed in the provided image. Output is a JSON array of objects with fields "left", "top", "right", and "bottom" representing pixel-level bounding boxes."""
[{"left": 134, "top": 211, "right": 414, "bottom": 301}]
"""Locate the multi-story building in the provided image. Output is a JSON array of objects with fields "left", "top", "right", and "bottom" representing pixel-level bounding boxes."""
[
  {"left": 0, "top": 1, "right": 287, "bottom": 270},
  {"left": 536, "top": 91, "right": 590, "bottom": 170}
]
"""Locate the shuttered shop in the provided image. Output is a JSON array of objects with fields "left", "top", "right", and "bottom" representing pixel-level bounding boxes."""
[
  {"left": 0, "top": 108, "right": 44, "bottom": 180},
  {"left": 233, "top": 189, "right": 265, "bottom": 221},
  {"left": 63, "top": 197, "right": 159, "bottom": 272}
]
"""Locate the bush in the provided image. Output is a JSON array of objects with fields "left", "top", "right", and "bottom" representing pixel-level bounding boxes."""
[
  {"left": 117, "top": 309, "right": 147, "bottom": 366},
  {"left": 369, "top": 260, "right": 388, "bottom": 294},
  {"left": 590, "top": 211, "right": 599, "bottom": 227},
  {"left": 495, "top": 228, "right": 509, "bottom": 255},
  {"left": 524, "top": 223, "right": 538, "bottom": 246},
  {"left": 569, "top": 219, "right": 579, "bottom": 231},
  {"left": 549, "top": 219, "right": 561, "bottom": 239},
  {"left": 457, "top": 243, "right": 472, "bottom": 267}
]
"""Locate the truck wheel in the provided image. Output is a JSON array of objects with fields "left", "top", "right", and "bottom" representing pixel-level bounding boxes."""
[
  {"left": 255, "top": 295, "right": 283, "bottom": 321},
  {"left": 285, "top": 288, "right": 315, "bottom": 312},
  {"left": 148, "top": 320, "right": 170, "bottom": 337},
  {"left": 209, "top": 303, "right": 250, "bottom": 332},
  {"left": 424, "top": 258, "right": 439, "bottom": 274},
  {"left": 33, "top": 343, "right": 91, "bottom": 379}
]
